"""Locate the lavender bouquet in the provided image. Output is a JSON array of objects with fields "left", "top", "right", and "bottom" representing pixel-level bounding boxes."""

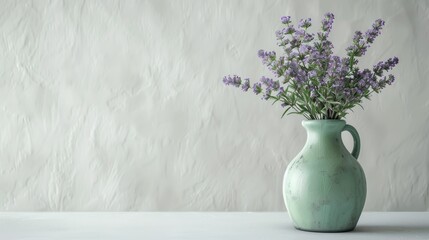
[{"left": 223, "top": 13, "right": 398, "bottom": 120}]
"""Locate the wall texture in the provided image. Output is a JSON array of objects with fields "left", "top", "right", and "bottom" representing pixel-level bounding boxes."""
[{"left": 0, "top": 0, "right": 428, "bottom": 211}]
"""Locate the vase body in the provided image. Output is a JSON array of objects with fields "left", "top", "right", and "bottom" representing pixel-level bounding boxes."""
[{"left": 283, "top": 120, "right": 366, "bottom": 232}]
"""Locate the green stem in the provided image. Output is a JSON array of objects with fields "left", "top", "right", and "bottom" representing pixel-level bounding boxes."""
[{"left": 349, "top": 55, "right": 355, "bottom": 73}]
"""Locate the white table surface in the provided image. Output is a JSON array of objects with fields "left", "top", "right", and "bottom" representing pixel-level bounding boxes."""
[{"left": 0, "top": 212, "right": 428, "bottom": 240}]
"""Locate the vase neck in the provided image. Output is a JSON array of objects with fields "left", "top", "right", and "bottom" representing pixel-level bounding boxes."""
[{"left": 302, "top": 120, "right": 345, "bottom": 144}]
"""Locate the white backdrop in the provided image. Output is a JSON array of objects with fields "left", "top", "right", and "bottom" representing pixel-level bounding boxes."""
[{"left": 0, "top": 0, "right": 428, "bottom": 211}]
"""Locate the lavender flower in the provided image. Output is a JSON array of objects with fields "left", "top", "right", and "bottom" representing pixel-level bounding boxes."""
[
  {"left": 263, "top": 89, "right": 272, "bottom": 100},
  {"left": 294, "top": 29, "right": 306, "bottom": 41},
  {"left": 285, "top": 26, "right": 296, "bottom": 34},
  {"left": 241, "top": 78, "right": 250, "bottom": 91},
  {"left": 353, "top": 31, "right": 363, "bottom": 42},
  {"left": 223, "top": 13, "right": 399, "bottom": 120},
  {"left": 365, "top": 19, "right": 385, "bottom": 44},
  {"left": 223, "top": 75, "right": 241, "bottom": 87},
  {"left": 347, "top": 19, "right": 386, "bottom": 58},
  {"left": 277, "top": 87, "right": 285, "bottom": 97},
  {"left": 258, "top": 50, "right": 276, "bottom": 65},
  {"left": 281, "top": 16, "right": 291, "bottom": 25},
  {"left": 253, "top": 82, "right": 262, "bottom": 94},
  {"left": 298, "top": 18, "right": 312, "bottom": 29},
  {"left": 260, "top": 76, "right": 280, "bottom": 91},
  {"left": 308, "top": 70, "right": 317, "bottom": 79},
  {"left": 299, "top": 45, "right": 311, "bottom": 55},
  {"left": 303, "top": 33, "right": 315, "bottom": 42},
  {"left": 321, "top": 13, "right": 335, "bottom": 35},
  {"left": 386, "top": 74, "right": 395, "bottom": 85},
  {"left": 373, "top": 57, "right": 399, "bottom": 76}
]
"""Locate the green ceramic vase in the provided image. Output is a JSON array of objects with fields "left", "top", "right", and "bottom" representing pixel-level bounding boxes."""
[{"left": 283, "top": 120, "right": 366, "bottom": 232}]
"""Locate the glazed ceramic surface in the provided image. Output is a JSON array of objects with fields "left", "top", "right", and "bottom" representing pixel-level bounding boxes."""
[{"left": 283, "top": 120, "right": 366, "bottom": 232}]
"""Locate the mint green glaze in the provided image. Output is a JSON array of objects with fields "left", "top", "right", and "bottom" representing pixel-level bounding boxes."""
[{"left": 283, "top": 120, "right": 366, "bottom": 232}]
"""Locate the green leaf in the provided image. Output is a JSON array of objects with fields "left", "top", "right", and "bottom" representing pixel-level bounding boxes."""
[
  {"left": 281, "top": 106, "right": 292, "bottom": 118},
  {"left": 356, "top": 103, "right": 365, "bottom": 110},
  {"left": 270, "top": 96, "right": 280, "bottom": 105}
]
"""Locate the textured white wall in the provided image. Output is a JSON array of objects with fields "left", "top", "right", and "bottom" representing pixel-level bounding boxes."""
[{"left": 0, "top": 0, "right": 428, "bottom": 211}]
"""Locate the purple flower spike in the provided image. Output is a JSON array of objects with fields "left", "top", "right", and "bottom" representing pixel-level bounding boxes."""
[
  {"left": 373, "top": 57, "right": 399, "bottom": 76},
  {"left": 373, "top": 19, "right": 385, "bottom": 29},
  {"left": 365, "top": 19, "right": 385, "bottom": 44},
  {"left": 303, "top": 33, "right": 314, "bottom": 42},
  {"left": 263, "top": 89, "right": 272, "bottom": 100},
  {"left": 281, "top": 16, "right": 291, "bottom": 25},
  {"left": 277, "top": 87, "right": 286, "bottom": 98},
  {"left": 285, "top": 26, "right": 296, "bottom": 35},
  {"left": 257, "top": 49, "right": 265, "bottom": 58},
  {"left": 353, "top": 31, "right": 363, "bottom": 43},
  {"left": 222, "top": 13, "right": 398, "bottom": 120},
  {"left": 298, "top": 18, "right": 312, "bottom": 29},
  {"left": 321, "top": 13, "right": 335, "bottom": 34},
  {"left": 252, "top": 82, "right": 262, "bottom": 95},
  {"left": 386, "top": 74, "right": 395, "bottom": 85},
  {"left": 260, "top": 76, "right": 280, "bottom": 91},
  {"left": 258, "top": 49, "right": 276, "bottom": 65},
  {"left": 223, "top": 75, "right": 241, "bottom": 87},
  {"left": 241, "top": 78, "right": 250, "bottom": 91}
]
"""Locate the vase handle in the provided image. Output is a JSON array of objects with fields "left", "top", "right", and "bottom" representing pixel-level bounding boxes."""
[{"left": 343, "top": 124, "right": 360, "bottom": 160}]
